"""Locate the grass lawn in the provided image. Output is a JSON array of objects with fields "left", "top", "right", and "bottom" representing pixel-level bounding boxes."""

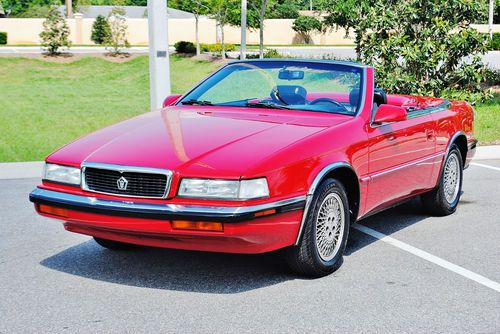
[
  {"left": 0, "top": 55, "right": 498, "bottom": 162},
  {"left": 474, "top": 95, "right": 500, "bottom": 144},
  {"left": 0, "top": 55, "right": 219, "bottom": 162}
]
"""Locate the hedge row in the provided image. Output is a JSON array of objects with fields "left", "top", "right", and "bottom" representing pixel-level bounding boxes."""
[
  {"left": 174, "top": 41, "right": 237, "bottom": 54},
  {"left": 0, "top": 32, "right": 7, "bottom": 45}
]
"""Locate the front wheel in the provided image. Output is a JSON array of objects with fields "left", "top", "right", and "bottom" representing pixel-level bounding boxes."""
[
  {"left": 285, "top": 178, "right": 350, "bottom": 277},
  {"left": 421, "top": 144, "right": 463, "bottom": 216}
]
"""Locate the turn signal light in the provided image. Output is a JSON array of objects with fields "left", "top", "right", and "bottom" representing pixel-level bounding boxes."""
[
  {"left": 171, "top": 221, "right": 223, "bottom": 232},
  {"left": 38, "top": 204, "right": 68, "bottom": 218},
  {"left": 254, "top": 209, "right": 276, "bottom": 217}
]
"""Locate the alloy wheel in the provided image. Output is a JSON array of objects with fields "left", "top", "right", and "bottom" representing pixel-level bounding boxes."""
[{"left": 315, "top": 193, "right": 345, "bottom": 261}]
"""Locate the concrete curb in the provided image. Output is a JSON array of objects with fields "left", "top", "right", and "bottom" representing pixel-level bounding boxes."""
[
  {"left": 472, "top": 145, "right": 500, "bottom": 160},
  {"left": 0, "top": 146, "right": 499, "bottom": 180},
  {"left": 0, "top": 161, "right": 45, "bottom": 180}
]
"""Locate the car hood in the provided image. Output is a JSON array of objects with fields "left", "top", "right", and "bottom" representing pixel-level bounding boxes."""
[{"left": 48, "top": 106, "right": 351, "bottom": 177}]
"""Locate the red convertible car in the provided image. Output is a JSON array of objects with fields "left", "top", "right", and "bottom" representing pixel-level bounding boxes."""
[{"left": 30, "top": 59, "right": 476, "bottom": 277}]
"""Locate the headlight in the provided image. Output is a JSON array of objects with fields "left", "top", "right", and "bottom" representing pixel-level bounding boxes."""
[
  {"left": 43, "top": 163, "right": 81, "bottom": 186},
  {"left": 178, "top": 178, "right": 269, "bottom": 200}
]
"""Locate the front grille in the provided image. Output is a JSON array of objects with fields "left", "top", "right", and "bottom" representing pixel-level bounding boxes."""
[{"left": 83, "top": 166, "right": 171, "bottom": 198}]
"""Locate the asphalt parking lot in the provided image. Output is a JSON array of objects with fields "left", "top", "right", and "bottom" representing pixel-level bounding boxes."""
[{"left": 1, "top": 161, "right": 499, "bottom": 333}]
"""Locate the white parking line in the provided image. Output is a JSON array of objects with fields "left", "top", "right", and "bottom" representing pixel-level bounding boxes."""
[
  {"left": 470, "top": 162, "right": 500, "bottom": 172},
  {"left": 352, "top": 223, "right": 500, "bottom": 293}
]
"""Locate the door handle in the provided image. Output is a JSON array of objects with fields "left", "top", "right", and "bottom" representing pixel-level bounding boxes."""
[
  {"left": 426, "top": 129, "right": 434, "bottom": 140},
  {"left": 387, "top": 135, "right": 396, "bottom": 141}
]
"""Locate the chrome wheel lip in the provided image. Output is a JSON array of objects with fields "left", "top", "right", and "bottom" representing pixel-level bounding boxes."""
[
  {"left": 443, "top": 153, "right": 460, "bottom": 204},
  {"left": 315, "top": 193, "right": 345, "bottom": 262}
]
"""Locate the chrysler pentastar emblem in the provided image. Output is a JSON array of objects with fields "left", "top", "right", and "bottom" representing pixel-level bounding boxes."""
[{"left": 117, "top": 176, "right": 128, "bottom": 190}]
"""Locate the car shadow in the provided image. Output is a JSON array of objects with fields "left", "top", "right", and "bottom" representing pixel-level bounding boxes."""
[
  {"left": 40, "top": 242, "right": 294, "bottom": 294},
  {"left": 345, "top": 197, "right": 429, "bottom": 255},
  {"left": 40, "top": 197, "right": 437, "bottom": 294}
]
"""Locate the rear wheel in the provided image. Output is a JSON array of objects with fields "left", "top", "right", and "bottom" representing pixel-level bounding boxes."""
[
  {"left": 421, "top": 145, "right": 463, "bottom": 216},
  {"left": 93, "top": 237, "right": 137, "bottom": 250},
  {"left": 285, "top": 178, "right": 350, "bottom": 277}
]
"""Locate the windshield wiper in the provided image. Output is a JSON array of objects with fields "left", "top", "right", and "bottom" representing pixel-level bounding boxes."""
[
  {"left": 181, "top": 99, "right": 214, "bottom": 106},
  {"left": 246, "top": 101, "right": 293, "bottom": 110}
]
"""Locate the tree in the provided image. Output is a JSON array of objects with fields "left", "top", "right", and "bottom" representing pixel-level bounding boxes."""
[
  {"left": 91, "top": 15, "right": 110, "bottom": 44},
  {"left": 170, "top": 0, "right": 210, "bottom": 56},
  {"left": 249, "top": 0, "right": 270, "bottom": 58},
  {"left": 267, "top": 1, "right": 300, "bottom": 19},
  {"left": 320, "top": 0, "right": 490, "bottom": 99},
  {"left": 103, "top": 7, "right": 130, "bottom": 55},
  {"left": 292, "top": 15, "right": 322, "bottom": 44},
  {"left": 208, "top": 0, "right": 238, "bottom": 59},
  {"left": 226, "top": 0, "right": 277, "bottom": 59},
  {"left": 495, "top": 0, "right": 500, "bottom": 24},
  {"left": 0, "top": 1, "right": 5, "bottom": 17},
  {"left": 39, "top": 4, "right": 71, "bottom": 55}
]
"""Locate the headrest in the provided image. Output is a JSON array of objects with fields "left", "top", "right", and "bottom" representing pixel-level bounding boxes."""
[
  {"left": 374, "top": 88, "right": 387, "bottom": 106},
  {"left": 272, "top": 85, "right": 307, "bottom": 105},
  {"left": 349, "top": 88, "right": 360, "bottom": 107}
]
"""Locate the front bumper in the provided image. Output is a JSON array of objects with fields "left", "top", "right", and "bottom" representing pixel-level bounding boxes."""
[{"left": 30, "top": 188, "right": 306, "bottom": 253}]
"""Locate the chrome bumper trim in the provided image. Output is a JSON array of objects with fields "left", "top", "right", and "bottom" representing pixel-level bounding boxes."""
[{"left": 29, "top": 188, "right": 306, "bottom": 222}]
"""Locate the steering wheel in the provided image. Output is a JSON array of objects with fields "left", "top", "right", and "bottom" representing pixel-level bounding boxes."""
[{"left": 309, "top": 98, "right": 348, "bottom": 112}]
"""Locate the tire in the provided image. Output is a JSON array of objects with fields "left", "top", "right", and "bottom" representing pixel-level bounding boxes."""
[
  {"left": 421, "top": 144, "right": 463, "bottom": 216},
  {"left": 93, "top": 237, "right": 137, "bottom": 250},
  {"left": 285, "top": 178, "right": 350, "bottom": 277}
]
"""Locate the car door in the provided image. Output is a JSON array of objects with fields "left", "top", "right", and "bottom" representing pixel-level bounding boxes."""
[{"left": 364, "top": 112, "right": 437, "bottom": 214}]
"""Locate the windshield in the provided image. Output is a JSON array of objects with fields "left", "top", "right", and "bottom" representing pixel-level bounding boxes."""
[{"left": 178, "top": 61, "right": 364, "bottom": 115}]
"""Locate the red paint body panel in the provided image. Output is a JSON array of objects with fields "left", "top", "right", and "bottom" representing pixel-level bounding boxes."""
[{"left": 33, "top": 61, "right": 476, "bottom": 254}]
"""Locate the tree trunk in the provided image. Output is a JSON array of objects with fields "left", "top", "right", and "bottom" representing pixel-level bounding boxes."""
[
  {"left": 258, "top": 0, "right": 267, "bottom": 59},
  {"left": 65, "top": 0, "right": 72, "bottom": 18},
  {"left": 259, "top": 17, "right": 264, "bottom": 58},
  {"left": 221, "top": 24, "right": 225, "bottom": 60},
  {"left": 354, "top": 28, "right": 362, "bottom": 61},
  {"left": 195, "top": 15, "right": 200, "bottom": 56}
]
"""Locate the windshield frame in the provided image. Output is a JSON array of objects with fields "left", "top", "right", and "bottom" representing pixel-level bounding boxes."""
[{"left": 176, "top": 59, "right": 368, "bottom": 116}]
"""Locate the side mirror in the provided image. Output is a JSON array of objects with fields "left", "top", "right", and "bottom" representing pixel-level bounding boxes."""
[
  {"left": 372, "top": 105, "right": 407, "bottom": 124},
  {"left": 163, "top": 94, "right": 182, "bottom": 108}
]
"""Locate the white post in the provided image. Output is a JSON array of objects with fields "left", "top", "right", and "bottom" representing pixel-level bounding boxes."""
[
  {"left": 74, "top": 13, "right": 83, "bottom": 45},
  {"left": 240, "top": 0, "right": 247, "bottom": 60},
  {"left": 148, "top": 0, "right": 171, "bottom": 111},
  {"left": 489, "top": 0, "right": 494, "bottom": 39}
]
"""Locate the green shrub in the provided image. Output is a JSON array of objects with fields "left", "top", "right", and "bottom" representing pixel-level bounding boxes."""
[
  {"left": 39, "top": 6, "right": 71, "bottom": 55},
  {"left": 0, "top": 32, "right": 7, "bottom": 45},
  {"left": 322, "top": 0, "right": 489, "bottom": 99},
  {"left": 200, "top": 43, "right": 236, "bottom": 52},
  {"left": 489, "top": 33, "right": 500, "bottom": 50},
  {"left": 484, "top": 68, "right": 500, "bottom": 87},
  {"left": 263, "top": 48, "right": 282, "bottom": 58},
  {"left": 103, "top": 7, "right": 130, "bottom": 55},
  {"left": 174, "top": 41, "right": 196, "bottom": 54},
  {"left": 247, "top": 48, "right": 283, "bottom": 59},
  {"left": 91, "top": 15, "right": 110, "bottom": 45}
]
